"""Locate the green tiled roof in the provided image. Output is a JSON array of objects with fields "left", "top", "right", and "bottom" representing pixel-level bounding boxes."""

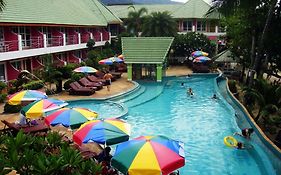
[
  {"left": 0, "top": 0, "right": 121, "bottom": 26},
  {"left": 107, "top": 0, "right": 220, "bottom": 19},
  {"left": 172, "top": 0, "right": 219, "bottom": 19},
  {"left": 122, "top": 37, "right": 174, "bottom": 64}
]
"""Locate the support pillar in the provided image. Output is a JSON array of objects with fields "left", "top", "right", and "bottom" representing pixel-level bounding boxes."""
[
  {"left": 18, "top": 35, "right": 22, "bottom": 51},
  {"left": 127, "top": 64, "right": 132, "bottom": 81},
  {"left": 156, "top": 64, "right": 162, "bottom": 82}
]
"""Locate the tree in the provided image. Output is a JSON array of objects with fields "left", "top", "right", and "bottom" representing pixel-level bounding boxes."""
[
  {"left": 141, "top": 11, "right": 177, "bottom": 37},
  {"left": 125, "top": 6, "right": 148, "bottom": 36},
  {"left": 209, "top": 0, "right": 279, "bottom": 85}
]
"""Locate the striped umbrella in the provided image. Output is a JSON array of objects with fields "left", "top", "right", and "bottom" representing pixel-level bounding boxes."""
[
  {"left": 45, "top": 107, "right": 98, "bottom": 129},
  {"left": 8, "top": 90, "right": 47, "bottom": 105},
  {"left": 99, "top": 57, "right": 124, "bottom": 65},
  {"left": 20, "top": 98, "right": 68, "bottom": 119},
  {"left": 73, "top": 66, "right": 98, "bottom": 73},
  {"left": 111, "top": 135, "right": 185, "bottom": 175},
  {"left": 191, "top": 51, "right": 209, "bottom": 58},
  {"left": 73, "top": 118, "right": 131, "bottom": 146},
  {"left": 193, "top": 56, "right": 211, "bottom": 63}
]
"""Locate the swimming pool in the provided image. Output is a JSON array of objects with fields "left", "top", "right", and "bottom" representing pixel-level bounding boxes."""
[{"left": 68, "top": 75, "right": 278, "bottom": 174}]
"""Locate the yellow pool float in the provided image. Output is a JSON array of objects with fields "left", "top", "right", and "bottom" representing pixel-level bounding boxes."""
[{"left": 224, "top": 136, "right": 238, "bottom": 148}]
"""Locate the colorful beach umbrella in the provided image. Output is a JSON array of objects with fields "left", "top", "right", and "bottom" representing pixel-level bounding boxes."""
[
  {"left": 73, "top": 118, "right": 131, "bottom": 146},
  {"left": 99, "top": 57, "right": 124, "bottom": 65},
  {"left": 193, "top": 56, "right": 211, "bottom": 63},
  {"left": 191, "top": 51, "right": 209, "bottom": 58},
  {"left": 45, "top": 107, "right": 98, "bottom": 129},
  {"left": 73, "top": 66, "right": 98, "bottom": 73},
  {"left": 8, "top": 90, "right": 48, "bottom": 105},
  {"left": 111, "top": 135, "right": 185, "bottom": 175},
  {"left": 20, "top": 98, "right": 68, "bottom": 119}
]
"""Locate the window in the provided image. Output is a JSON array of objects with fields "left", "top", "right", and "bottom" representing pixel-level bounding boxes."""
[
  {"left": 183, "top": 21, "right": 193, "bottom": 32},
  {"left": 0, "top": 64, "right": 5, "bottom": 81},
  {"left": 11, "top": 60, "right": 22, "bottom": 70},
  {"left": 197, "top": 21, "right": 206, "bottom": 32},
  {"left": 74, "top": 50, "right": 82, "bottom": 58},
  {"left": 12, "top": 27, "right": 31, "bottom": 48},
  {"left": 40, "top": 27, "right": 52, "bottom": 45}
]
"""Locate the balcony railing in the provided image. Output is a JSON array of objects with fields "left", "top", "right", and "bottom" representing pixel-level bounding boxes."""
[
  {"left": 0, "top": 40, "right": 19, "bottom": 52},
  {"left": 0, "top": 30, "right": 111, "bottom": 54},
  {"left": 67, "top": 35, "right": 79, "bottom": 45}
]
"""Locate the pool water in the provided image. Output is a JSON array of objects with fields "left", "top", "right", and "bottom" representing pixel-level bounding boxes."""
[
  {"left": 68, "top": 76, "right": 276, "bottom": 175},
  {"left": 123, "top": 76, "right": 274, "bottom": 175},
  {"left": 67, "top": 100, "right": 125, "bottom": 119}
]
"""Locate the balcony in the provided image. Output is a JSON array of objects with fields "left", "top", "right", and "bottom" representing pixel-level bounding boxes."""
[{"left": 0, "top": 31, "right": 111, "bottom": 62}]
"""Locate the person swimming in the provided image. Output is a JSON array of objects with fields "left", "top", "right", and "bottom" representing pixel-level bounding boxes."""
[
  {"left": 234, "top": 128, "right": 254, "bottom": 139},
  {"left": 187, "top": 88, "right": 193, "bottom": 96}
]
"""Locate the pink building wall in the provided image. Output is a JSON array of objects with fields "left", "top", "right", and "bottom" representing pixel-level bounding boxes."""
[
  {"left": 51, "top": 28, "right": 63, "bottom": 46},
  {"left": 32, "top": 56, "right": 44, "bottom": 70},
  {"left": 31, "top": 27, "right": 44, "bottom": 48},
  {"left": 93, "top": 29, "right": 101, "bottom": 42},
  {"left": 101, "top": 28, "right": 109, "bottom": 41},
  {"left": 6, "top": 61, "right": 20, "bottom": 80},
  {"left": 3, "top": 26, "right": 19, "bottom": 51},
  {"left": 67, "top": 28, "right": 78, "bottom": 45},
  {"left": 67, "top": 51, "right": 80, "bottom": 64}
]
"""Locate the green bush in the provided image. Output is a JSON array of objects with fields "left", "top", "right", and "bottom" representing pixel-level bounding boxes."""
[
  {"left": 228, "top": 80, "right": 237, "bottom": 93},
  {"left": 71, "top": 73, "right": 84, "bottom": 81},
  {"left": 22, "top": 80, "right": 44, "bottom": 90},
  {"left": 63, "top": 79, "right": 75, "bottom": 90},
  {"left": 0, "top": 81, "right": 7, "bottom": 91},
  {"left": 8, "top": 87, "right": 17, "bottom": 94},
  {"left": 57, "top": 64, "right": 77, "bottom": 79},
  {"left": 0, "top": 93, "right": 7, "bottom": 103},
  {"left": 46, "top": 88, "right": 56, "bottom": 95},
  {"left": 3, "top": 103, "right": 21, "bottom": 113}
]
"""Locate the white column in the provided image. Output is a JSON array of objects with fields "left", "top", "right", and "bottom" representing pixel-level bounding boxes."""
[
  {"left": 90, "top": 33, "right": 93, "bottom": 39},
  {"left": 100, "top": 32, "right": 103, "bottom": 41},
  {"left": 18, "top": 34, "right": 22, "bottom": 51},
  {"left": 109, "top": 32, "right": 111, "bottom": 43},
  {"left": 63, "top": 33, "right": 66, "bottom": 46},
  {"left": 43, "top": 34, "right": 47, "bottom": 48},
  {"left": 192, "top": 25, "right": 196, "bottom": 32},
  {"left": 78, "top": 33, "right": 81, "bottom": 44},
  {"left": 215, "top": 26, "right": 219, "bottom": 33}
]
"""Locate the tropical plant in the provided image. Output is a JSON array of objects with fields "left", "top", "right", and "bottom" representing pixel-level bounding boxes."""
[
  {"left": 125, "top": 6, "right": 148, "bottom": 36},
  {"left": 172, "top": 32, "right": 216, "bottom": 58},
  {"left": 142, "top": 11, "right": 177, "bottom": 37},
  {"left": 86, "top": 39, "right": 95, "bottom": 50},
  {"left": 0, "top": 131, "right": 103, "bottom": 175}
]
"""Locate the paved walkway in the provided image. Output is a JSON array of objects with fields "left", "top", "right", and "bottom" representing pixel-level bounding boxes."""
[{"left": 0, "top": 66, "right": 192, "bottom": 128}]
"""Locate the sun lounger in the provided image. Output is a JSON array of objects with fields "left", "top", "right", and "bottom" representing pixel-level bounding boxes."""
[
  {"left": 86, "top": 75, "right": 106, "bottom": 85},
  {"left": 69, "top": 82, "right": 95, "bottom": 96},
  {"left": 1, "top": 119, "right": 50, "bottom": 135},
  {"left": 72, "top": 143, "right": 102, "bottom": 160},
  {"left": 79, "top": 77, "right": 103, "bottom": 90}
]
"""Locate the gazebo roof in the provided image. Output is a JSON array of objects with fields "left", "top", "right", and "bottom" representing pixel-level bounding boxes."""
[{"left": 122, "top": 37, "right": 174, "bottom": 64}]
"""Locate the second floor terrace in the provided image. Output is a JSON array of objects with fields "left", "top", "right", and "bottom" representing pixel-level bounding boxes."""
[{"left": 0, "top": 26, "right": 111, "bottom": 61}]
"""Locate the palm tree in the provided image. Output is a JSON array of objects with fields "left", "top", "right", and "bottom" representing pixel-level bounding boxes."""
[
  {"left": 141, "top": 11, "right": 177, "bottom": 37},
  {"left": 125, "top": 6, "right": 148, "bottom": 36}
]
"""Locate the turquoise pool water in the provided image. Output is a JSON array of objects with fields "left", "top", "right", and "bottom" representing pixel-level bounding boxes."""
[
  {"left": 68, "top": 76, "right": 276, "bottom": 175},
  {"left": 68, "top": 100, "right": 125, "bottom": 119}
]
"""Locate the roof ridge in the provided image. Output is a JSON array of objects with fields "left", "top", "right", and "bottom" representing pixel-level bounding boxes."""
[{"left": 90, "top": 0, "right": 110, "bottom": 24}]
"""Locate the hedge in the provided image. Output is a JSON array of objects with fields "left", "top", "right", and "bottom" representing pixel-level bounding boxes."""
[{"left": 22, "top": 80, "right": 44, "bottom": 90}]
